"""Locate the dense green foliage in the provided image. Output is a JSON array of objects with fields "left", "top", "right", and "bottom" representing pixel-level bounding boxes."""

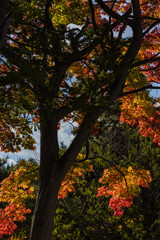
[{"left": 52, "top": 125, "right": 160, "bottom": 240}]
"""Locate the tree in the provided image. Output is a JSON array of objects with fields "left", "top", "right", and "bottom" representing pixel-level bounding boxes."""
[{"left": 0, "top": 1, "right": 160, "bottom": 239}]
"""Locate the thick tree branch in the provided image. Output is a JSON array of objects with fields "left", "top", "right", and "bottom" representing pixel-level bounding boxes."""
[
  {"left": 118, "top": 24, "right": 127, "bottom": 41},
  {"left": 58, "top": 109, "right": 103, "bottom": 179},
  {"left": 0, "top": 14, "right": 12, "bottom": 48},
  {"left": 88, "top": 0, "right": 97, "bottom": 30},
  {"left": 96, "top": 0, "right": 133, "bottom": 27},
  {"left": 111, "top": 6, "right": 132, "bottom": 30},
  {"left": 142, "top": 16, "right": 160, "bottom": 21},
  {"left": 143, "top": 20, "right": 160, "bottom": 37},
  {"left": 109, "top": 0, "right": 117, "bottom": 24},
  {"left": 108, "top": 0, "right": 142, "bottom": 99},
  {"left": 96, "top": 0, "right": 124, "bottom": 21},
  {"left": 132, "top": 56, "right": 160, "bottom": 68},
  {"left": 141, "top": 63, "right": 160, "bottom": 72},
  {"left": 120, "top": 85, "right": 160, "bottom": 97}
]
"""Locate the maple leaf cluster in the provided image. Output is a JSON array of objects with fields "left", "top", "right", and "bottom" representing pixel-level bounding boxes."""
[
  {"left": 97, "top": 166, "right": 152, "bottom": 217},
  {"left": 58, "top": 154, "right": 93, "bottom": 198},
  {"left": 120, "top": 94, "right": 160, "bottom": 146},
  {"left": 0, "top": 165, "right": 35, "bottom": 239}
]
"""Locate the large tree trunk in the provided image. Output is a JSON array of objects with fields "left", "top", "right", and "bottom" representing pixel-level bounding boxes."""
[
  {"left": 30, "top": 114, "right": 62, "bottom": 240},
  {"left": 30, "top": 176, "right": 61, "bottom": 239},
  {"left": 29, "top": 110, "right": 102, "bottom": 240}
]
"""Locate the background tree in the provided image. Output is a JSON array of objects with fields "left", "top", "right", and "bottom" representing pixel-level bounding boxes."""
[{"left": 0, "top": 1, "right": 159, "bottom": 239}]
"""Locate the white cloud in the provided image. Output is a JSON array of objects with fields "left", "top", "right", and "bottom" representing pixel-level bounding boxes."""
[
  {"left": 6, "top": 158, "right": 16, "bottom": 166},
  {"left": 154, "top": 102, "right": 160, "bottom": 107},
  {"left": 58, "top": 121, "right": 76, "bottom": 147}
]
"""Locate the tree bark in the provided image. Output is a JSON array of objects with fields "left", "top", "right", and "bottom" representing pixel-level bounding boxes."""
[
  {"left": 30, "top": 110, "right": 102, "bottom": 240},
  {"left": 30, "top": 177, "right": 61, "bottom": 239},
  {"left": 30, "top": 114, "right": 62, "bottom": 240}
]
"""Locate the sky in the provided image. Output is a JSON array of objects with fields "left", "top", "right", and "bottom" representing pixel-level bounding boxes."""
[
  {"left": 150, "top": 84, "right": 160, "bottom": 98},
  {"left": 0, "top": 121, "right": 75, "bottom": 165}
]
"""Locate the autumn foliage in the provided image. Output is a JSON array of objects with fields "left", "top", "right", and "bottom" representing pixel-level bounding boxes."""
[
  {"left": 97, "top": 166, "right": 152, "bottom": 217},
  {"left": 0, "top": 162, "right": 36, "bottom": 238},
  {"left": 58, "top": 154, "right": 93, "bottom": 199},
  {"left": 0, "top": 156, "right": 93, "bottom": 238},
  {"left": 120, "top": 94, "right": 160, "bottom": 145},
  {"left": 0, "top": 155, "right": 152, "bottom": 238}
]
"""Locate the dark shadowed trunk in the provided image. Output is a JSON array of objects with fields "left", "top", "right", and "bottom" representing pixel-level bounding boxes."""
[
  {"left": 30, "top": 114, "right": 62, "bottom": 240},
  {"left": 30, "top": 110, "right": 102, "bottom": 240},
  {"left": 30, "top": 177, "right": 61, "bottom": 239}
]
